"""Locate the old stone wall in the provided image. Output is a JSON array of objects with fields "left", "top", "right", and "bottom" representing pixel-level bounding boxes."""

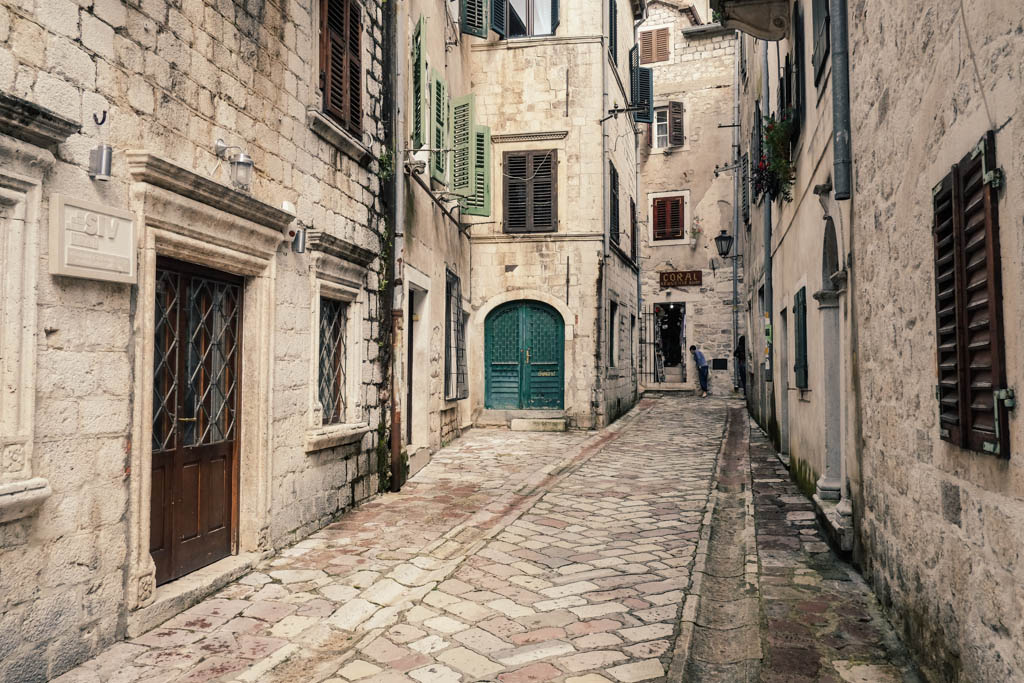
[
  {"left": 848, "top": 2, "right": 1024, "bottom": 680},
  {"left": 638, "top": 12, "right": 740, "bottom": 393},
  {"left": 0, "top": 0, "right": 386, "bottom": 679}
]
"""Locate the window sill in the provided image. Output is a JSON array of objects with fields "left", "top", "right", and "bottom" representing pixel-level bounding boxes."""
[
  {"left": 305, "top": 422, "right": 371, "bottom": 454},
  {"left": 307, "top": 110, "right": 371, "bottom": 166},
  {"left": 650, "top": 238, "right": 693, "bottom": 247},
  {"left": 0, "top": 477, "right": 52, "bottom": 524}
]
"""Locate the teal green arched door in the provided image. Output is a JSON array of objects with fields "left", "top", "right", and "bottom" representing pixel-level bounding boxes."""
[{"left": 485, "top": 301, "right": 564, "bottom": 409}]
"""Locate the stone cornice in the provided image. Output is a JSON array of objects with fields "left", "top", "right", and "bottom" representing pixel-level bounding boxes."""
[
  {"left": 0, "top": 92, "right": 81, "bottom": 149},
  {"left": 307, "top": 230, "right": 377, "bottom": 268},
  {"left": 125, "top": 151, "right": 296, "bottom": 234},
  {"left": 491, "top": 131, "right": 569, "bottom": 144}
]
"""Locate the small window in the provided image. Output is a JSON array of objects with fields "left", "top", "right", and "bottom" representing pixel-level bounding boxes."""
[
  {"left": 504, "top": 150, "right": 557, "bottom": 233},
  {"left": 654, "top": 108, "right": 669, "bottom": 148},
  {"left": 609, "top": 301, "right": 619, "bottom": 367},
  {"left": 506, "top": 0, "right": 557, "bottom": 37},
  {"left": 445, "top": 271, "right": 468, "bottom": 400},
  {"left": 318, "top": 298, "right": 349, "bottom": 425},
  {"left": 811, "top": 0, "right": 829, "bottom": 88},
  {"left": 793, "top": 287, "right": 807, "bottom": 389},
  {"left": 639, "top": 27, "right": 670, "bottom": 64},
  {"left": 319, "top": 0, "right": 363, "bottom": 136},
  {"left": 608, "top": 0, "right": 618, "bottom": 64},
  {"left": 651, "top": 195, "right": 685, "bottom": 241}
]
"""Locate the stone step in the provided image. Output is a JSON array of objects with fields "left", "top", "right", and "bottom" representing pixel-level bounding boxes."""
[{"left": 509, "top": 418, "right": 567, "bottom": 432}]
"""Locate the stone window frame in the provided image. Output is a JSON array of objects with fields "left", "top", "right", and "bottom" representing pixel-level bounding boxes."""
[
  {"left": 0, "top": 150, "right": 50, "bottom": 524},
  {"left": 647, "top": 189, "right": 691, "bottom": 246},
  {"left": 307, "top": 0, "right": 372, "bottom": 164}
]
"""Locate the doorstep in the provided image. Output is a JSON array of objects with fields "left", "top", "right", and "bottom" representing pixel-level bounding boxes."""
[
  {"left": 406, "top": 443, "right": 433, "bottom": 479},
  {"left": 813, "top": 494, "right": 855, "bottom": 554},
  {"left": 126, "top": 552, "right": 265, "bottom": 638},
  {"left": 510, "top": 418, "right": 567, "bottom": 432}
]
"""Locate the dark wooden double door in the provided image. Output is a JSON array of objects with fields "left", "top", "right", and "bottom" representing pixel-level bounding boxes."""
[{"left": 151, "top": 259, "right": 242, "bottom": 585}]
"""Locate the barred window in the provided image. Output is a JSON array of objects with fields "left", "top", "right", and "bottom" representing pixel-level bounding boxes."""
[
  {"left": 445, "top": 271, "right": 468, "bottom": 400},
  {"left": 319, "top": 298, "right": 348, "bottom": 424}
]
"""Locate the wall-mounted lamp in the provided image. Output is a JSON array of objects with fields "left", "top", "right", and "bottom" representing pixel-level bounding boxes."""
[
  {"left": 714, "top": 230, "right": 734, "bottom": 258},
  {"left": 89, "top": 111, "right": 112, "bottom": 181},
  {"left": 290, "top": 227, "right": 306, "bottom": 253},
  {"left": 215, "top": 138, "right": 254, "bottom": 191}
]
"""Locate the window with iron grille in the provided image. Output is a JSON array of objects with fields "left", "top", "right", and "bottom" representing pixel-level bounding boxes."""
[
  {"left": 504, "top": 150, "right": 557, "bottom": 233},
  {"left": 609, "top": 162, "right": 620, "bottom": 244},
  {"left": 931, "top": 131, "right": 1009, "bottom": 457},
  {"left": 319, "top": 298, "right": 348, "bottom": 425},
  {"left": 320, "top": 0, "right": 362, "bottom": 136},
  {"left": 609, "top": 301, "right": 619, "bottom": 367},
  {"left": 445, "top": 271, "right": 468, "bottom": 400}
]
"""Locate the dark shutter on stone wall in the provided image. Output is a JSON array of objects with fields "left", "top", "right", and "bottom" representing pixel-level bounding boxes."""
[
  {"left": 411, "top": 17, "right": 425, "bottom": 148},
  {"left": 322, "top": 0, "right": 362, "bottom": 135},
  {"left": 609, "top": 0, "right": 618, "bottom": 64},
  {"left": 669, "top": 101, "right": 685, "bottom": 146},
  {"left": 652, "top": 196, "right": 684, "bottom": 240},
  {"left": 609, "top": 162, "right": 620, "bottom": 244},
  {"left": 741, "top": 152, "right": 750, "bottom": 226},
  {"left": 933, "top": 131, "right": 1010, "bottom": 457},
  {"left": 811, "top": 0, "right": 829, "bottom": 87},
  {"left": 791, "top": 2, "right": 805, "bottom": 137},
  {"left": 794, "top": 287, "right": 808, "bottom": 389},
  {"left": 552, "top": 0, "right": 560, "bottom": 31},
  {"left": 504, "top": 150, "right": 557, "bottom": 233},
  {"left": 630, "top": 46, "right": 654, "bottom": 124},
  {"left": 462, "top": 0, "right": 488, "bottom": 38},
  {"left": 630, "top": 198, "right": 638, "bottom": 261},
  {"left": 491, "top": 0, "right": 506, "bottom": 36}
]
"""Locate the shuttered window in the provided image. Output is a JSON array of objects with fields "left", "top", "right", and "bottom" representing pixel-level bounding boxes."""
[
  {"left": 451, "top": 94, "right": 476, "bottom": 197},
  {"left": 503, "top": 150, "right": 557, "bottom": 233},
  {"left": 630, "top": 198, "right": 638, "bottom": 261},
  {"left": 741, "top": 152, "right": 750, "bottom": 226},
  {"left": 430, "top": 71, "right": 447, "bottom": 184},
  {"left": 790, "top": 2, "right": 805, "bottom": 137},
  {"left": 639, "top": 27, "right": 670, "bottom": 64},
  {"left": 609, "top": 162, "right": 620, "bottom": 244},
  {"left": 320, "top": 0, "right": 362, "bottom": 136},
  {"left": 411, "top": 17, "right": 426, "bottom": 148},
  {"left": 445, "top": 271, "right": 468, "bottom": 400},
  {"left": 669, "top": 101, "right": 685, "bottom": 146},
  {"left": 609, "top": 0, "right": 618, "bottom": 64},
  {"left": 932, "top": 130, "right": 1009, "bottom": 457},
  {"left": 492, "top": 0, "right": 507, "bottom": 36},
  {"left": 465, "top": 125, "right": 492, "bottom": 216},
  {"left": 629, "top": 46, "right": 654, "bottom": 124},
  {"left": 462, "top": 0, "right": 488, "bottom": 37},
  {"left": 794, "top": 287, "right": 808, "bottom": 389},
  {"left": 811, "top": 0, "right": 829, "bottom": 87},
  {"left": 652, "top": 196, "right": 684, "bottom": 241}
]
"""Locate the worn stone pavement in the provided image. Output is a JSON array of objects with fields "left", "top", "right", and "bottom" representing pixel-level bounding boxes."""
[{"left": 52, "top": 396, "right": 921, "bottom": 683}]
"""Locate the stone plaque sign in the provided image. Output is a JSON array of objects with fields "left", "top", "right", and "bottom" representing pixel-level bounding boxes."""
[
  {"left": 659, "top": 270, "right": 702, "bottom": 288},
  {"left": 49, "top": 194, "right": 136, "bottom": 283}
]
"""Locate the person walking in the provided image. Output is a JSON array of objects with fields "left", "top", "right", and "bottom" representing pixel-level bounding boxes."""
[{"left": 690, "top": 344, "right": 709, "bottom": 398}]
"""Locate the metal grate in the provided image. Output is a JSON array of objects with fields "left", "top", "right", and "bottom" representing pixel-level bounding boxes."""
[
  {"left": 153, "top": 270, "right": 180, "bottom": 452},
  {"left": 184, "top": 276, "right": 240, "bottom": 446},
  {"left": 319, "top": 298, "right": 348, "bottom": 424}
]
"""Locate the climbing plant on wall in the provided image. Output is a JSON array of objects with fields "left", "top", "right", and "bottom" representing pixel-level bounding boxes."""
[{"left": 751, "top": 109, "right": 797, "bottom": 203}]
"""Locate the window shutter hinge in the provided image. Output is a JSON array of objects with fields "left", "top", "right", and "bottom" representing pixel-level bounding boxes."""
[
  {"left": 320, "top": 70, "right": 326, "bottom": 91},
  {"left": 983, "top": 167, "right": 1004, "bottom": 189},
  {"left": 996, "top": 388, "right": 1016, "bottom": 410},
  {"left": 989, "top": 388, "right": 1015, "bottom": 457},
  {"left": 934, "top": 384, "right": 940, "bottom": 401}
]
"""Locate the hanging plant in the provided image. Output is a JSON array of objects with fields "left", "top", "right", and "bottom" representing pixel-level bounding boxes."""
[{"left": 751, "top": 110, "right": 796, "bottom": 203}]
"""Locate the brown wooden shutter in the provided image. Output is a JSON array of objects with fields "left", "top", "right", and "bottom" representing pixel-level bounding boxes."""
[
  {"left": 955, "top": 132, "right": 1008, "bottom": 456},
  {"left": 654, "top": 28, "right": 670, "bottom": 62},
  {"left": 932, "top": 170, "right": 963, "bottom": 446},
  {"left": 639, "top": 30, "right": 654, "bottom": 64},
  {"left": 504, "top": 150, "right": 557, "bottom": 233},
  {"left": 321, "top": 0, "right": 361, "bottom": 135},
  {"left": 652, "top": 198, "right": 669, "bottom": 240},
  {"left": 669, "top": 101, "right": 684, "bottom": 146},
  {"left": 652, "top": 196, "right": 684, "bottom": 240},
  {"left": 346, "top": 0, "right": 362, "bottom": 135},
  {"left": 668, "top": 195, "right": 684, "bottom": 238}
]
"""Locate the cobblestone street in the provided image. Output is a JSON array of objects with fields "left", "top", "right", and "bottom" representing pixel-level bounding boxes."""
[{"left": 54, "top": 397, "right": 917, "bottom": 682}]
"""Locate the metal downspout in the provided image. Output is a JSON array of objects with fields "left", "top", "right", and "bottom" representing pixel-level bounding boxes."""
[
  {"left": 598, "top": 0, "right": 610, "bottom": 427},
  {"left": 387, "top": 0, "right": 404, "bottom": 492},
  {"left": 731, "top": 33, "right": 740, "bottom": 390},
  {"left": 830, "top": 0, "right": 852, "bottom": 199}
]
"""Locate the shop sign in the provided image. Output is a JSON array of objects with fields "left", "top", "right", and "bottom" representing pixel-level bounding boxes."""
[
  {"left": 659, "top": 270, "right": 702, "bottom": 288},
  {"left": 49, "top": 194, "right": 136, "bottom": 283}
]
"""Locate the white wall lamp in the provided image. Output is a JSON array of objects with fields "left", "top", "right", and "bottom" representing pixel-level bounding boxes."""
[
  {"left": 214, "top": 138, "right": 254, "bottom": 191},
  {"left": 89, "top": 111, "right": 112, "bottom": 181}
]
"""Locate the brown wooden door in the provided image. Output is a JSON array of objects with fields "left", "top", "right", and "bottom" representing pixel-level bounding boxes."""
[{"left": 151, "top": 258, "right": 242, "bottom": 585}]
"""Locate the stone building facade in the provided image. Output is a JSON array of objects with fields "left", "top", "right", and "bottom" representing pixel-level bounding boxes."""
[
  {"left": 723, "top": 0, "right": 1024, "bottom": 679},
  {"left": 636, "top": 3, "right": 741, "bottom": 395},
  {"left": 0, "top": 0, "right": 388, "bottom": 679}
]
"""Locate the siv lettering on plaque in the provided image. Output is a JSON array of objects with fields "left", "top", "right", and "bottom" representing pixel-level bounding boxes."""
[{"left": 50, "top": 194, "right": 136, "bottom": 283}]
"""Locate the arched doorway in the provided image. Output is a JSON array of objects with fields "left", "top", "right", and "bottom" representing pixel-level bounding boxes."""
[
  {"left": 816, "top": 217, "right": 842, "bottom": 500},
  {"left": 485, "top": 301, "right": 564, "bottom": 409}
]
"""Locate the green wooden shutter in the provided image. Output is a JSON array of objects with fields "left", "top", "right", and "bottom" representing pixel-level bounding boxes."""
[
  {"left": 430, "top": 71, "right": 447, "bottom": 183},
  {"left": 411, "top": 17, "right": 425, "bottom": 148},
  {"left": 465, "top": 125, "right": 492, "bottom": 216},
  {"left": 629, "top": 198, "right": 637, "bottom": 261},
  {"left": 609, "top": 162, "right": 619, "bottom": 244},
  {"left": 669, "top": 101, "right": 684, "bottom": 146},
  {"left": 451, "top": 94, "right": 476, "bottom": 197},
  {"left": 630, "top": 46, "right": 653, "bottom": 124},
  {"left": 551, "top": 0, "right": 560, "bottom": 32},
  {"left": 461, "top": 0, "right": 487, "bottom": 38},
  {"left": 794, "top": 287, "right": 808, "bottom": 388},
  {"left": 491, "top": 0, "right": 506, "bottom": 36},
  {"left": 791, "top": 2, "right": 805, "bottom": 137},
  {"left": 811, "top": 0, "right": 829, "bottom": 86},
  {"left": 609, "top": 0, "right": 618, "bottom": 64}
]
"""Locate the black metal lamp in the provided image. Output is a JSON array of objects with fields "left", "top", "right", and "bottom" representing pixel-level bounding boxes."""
[{"left": 714, "top": 230, "right": 734, "bottom": 258}]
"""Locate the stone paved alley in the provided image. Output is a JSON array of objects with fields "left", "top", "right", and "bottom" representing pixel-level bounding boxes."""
[{"left": 53, "top": 397, "right": 919, "bottom": 682}]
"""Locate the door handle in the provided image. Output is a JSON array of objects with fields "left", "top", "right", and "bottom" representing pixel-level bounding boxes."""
[
  {"left": 526, "top": 349, "right": 531, "bottom": 363},
  {"left": 177, "top": 417, "right": 196, "bottom": 422}
]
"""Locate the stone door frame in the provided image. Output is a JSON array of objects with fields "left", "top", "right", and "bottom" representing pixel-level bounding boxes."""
[{"left": 124, "top": 152, "right": 294, "bottom": 611}]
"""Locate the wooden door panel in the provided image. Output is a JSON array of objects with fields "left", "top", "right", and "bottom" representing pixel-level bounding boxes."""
[
  {"left": 525, "top": 304, "right": 564, "bottom": 409},
  {"left": 486, "top": 304, "right": 523, "bottom": 409},
  {"left": 179, "top": 460, "right": 201, "bottom": 541}
]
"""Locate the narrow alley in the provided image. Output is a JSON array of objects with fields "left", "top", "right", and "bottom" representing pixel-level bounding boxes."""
[{"left": 53, "top": 396, "right": 918, "bottom": 683}]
